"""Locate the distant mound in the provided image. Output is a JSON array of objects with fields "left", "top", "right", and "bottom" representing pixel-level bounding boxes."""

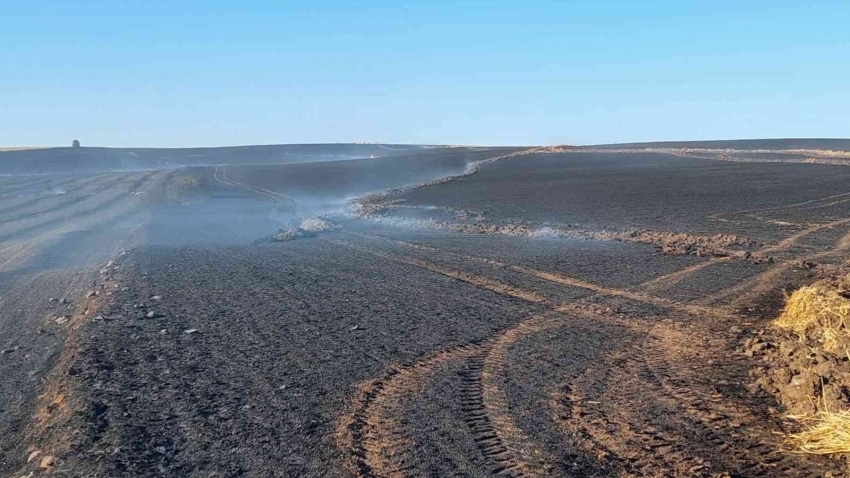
[{"left": 588, "top": 138, "right": 850, "bottom": 151}]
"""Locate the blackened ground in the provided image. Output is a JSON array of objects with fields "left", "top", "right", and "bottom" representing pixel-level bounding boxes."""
[
  {"left": 6, "top": 143, "right": 850, "bottom": 478},
  {"left": 41, "top": 218, "right": 850, "bottom": 477},
  {"left": 219, "top": 147, "right": 520, "bottom": 205},
  {"left": 61, "top": 240, "right": 539, "bottom": 477},
  {"left": 589, "top": 138, "right": 850, "bottom": 150},
  {"left": 0, "top": 143, "right": 439, "bottom": 175},
  {"left": 398, "top": 151, "right": 850, "bottom": 243}
]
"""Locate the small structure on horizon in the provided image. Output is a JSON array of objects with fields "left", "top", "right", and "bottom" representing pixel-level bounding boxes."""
[{"left": 72, "top": 139, "right": 80, "bottom": 148}]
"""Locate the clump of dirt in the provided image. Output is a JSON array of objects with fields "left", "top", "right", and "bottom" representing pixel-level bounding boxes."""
[
  {"left": 633, "top": 230, "right": 762, "bottom": 259},
  {"left": 271, "top": 217, "right": 341, "bottom": 242},
  {"left": 747, "top": 274, "right": 850, "bottom": 417},
  {"left": 353, "top": 200, "right": 485, "bottom": 222}
]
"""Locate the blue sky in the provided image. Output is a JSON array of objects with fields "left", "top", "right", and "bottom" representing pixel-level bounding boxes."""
[{"left": 2, "top": 1, "right": 848, "bottom": 147}]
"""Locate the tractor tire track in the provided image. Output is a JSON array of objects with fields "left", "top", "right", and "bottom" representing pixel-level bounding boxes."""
[
  {"left": 214, "top": 166, "right": 298, "bottom": 213},
  {"left": 327, "top": 234, "right": 755, "bottom": 477},
  {"left": 335, "top": 345, "right": 481, "bottom": 478},
  {"left": 635, "top": 322, "right": 838, "bottom": 476},
  {"left": 698, "top": 225, "right": 850, "bottom": 307},
  {"left": 339, "top": 230, "right": 727, "bottom": 317},
  {"left": 328, "top": 226, "right": 848, "bottom": 476}
]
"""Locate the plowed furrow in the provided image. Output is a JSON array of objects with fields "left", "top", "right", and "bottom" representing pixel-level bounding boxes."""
[
  {"left": 0, "top": 172, "right": 156, "bottom": 245},
  {"left": 0, "top": 174, "right": 158, "bottom": 271},
  {"left": 0, "top": 172, "right": 139, "bottom": 222},
  {"left": 1, "top": 172, "right": 114, "bottom": 197},
  {"left": 0, "top": 175, "right": 76, "bottom": 192}
]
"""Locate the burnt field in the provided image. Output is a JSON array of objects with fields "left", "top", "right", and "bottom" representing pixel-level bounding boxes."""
[
  {"left": 0, "top": 143, "right": 444, "bottom": 175},
  {"left": 4, "top": 141, "right": 850, "bottom": 477}
]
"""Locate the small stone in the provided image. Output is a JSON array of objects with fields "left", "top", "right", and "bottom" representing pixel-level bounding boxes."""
[
  {"left": 58, "top": 298, "right": 67, "bottom": 305},
  {"left": 151, "top": 295, "right": 162, "bottom": 300},
  {"left": 349, "top": 325, "right": 359, "bottom": 331},
  {"left": 183, "top": 329, "right": 198, "bottom": 335},
  {"left": 55, "top": 315, "right": 70, "bottom": 325},
  {"left": 133, "top": 303, "right": 146, "bottom": 309},
  {"left": 26, "top": 450, "right": 41, "bottom": 463},
  {"left": 160, "top": 329, "right": 167, "bottom": 334},
  {"left": 39, "top": 455, "right": 55, "bottom": 469},
  {"left": 86, "top": 290, "right": 97, "bottom": 298},
  {"left": 146, "top": 311, "right": 157, "bottom": 319},
  {"left": 48, "top": 298, "right": 56, "bottom": 302}
]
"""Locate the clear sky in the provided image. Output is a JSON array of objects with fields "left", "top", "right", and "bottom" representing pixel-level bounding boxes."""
[{"left": 2, "top": 1, "right": 848, "bottom": 147}]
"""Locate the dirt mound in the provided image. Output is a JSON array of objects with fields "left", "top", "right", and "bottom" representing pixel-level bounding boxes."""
[
  {"left": 270, "top": 217, "right": 340, "bottom": 242},
  {"left": 354, "top": 210, "right": 765, "bottom": 261},
  {"left": 748, "top": 274, "right": 850, "bottom": 417}
]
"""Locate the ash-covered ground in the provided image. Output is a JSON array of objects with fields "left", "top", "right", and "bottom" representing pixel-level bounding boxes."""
[{"left": 3, "top": 141, "right": 850, "bottom": 477}]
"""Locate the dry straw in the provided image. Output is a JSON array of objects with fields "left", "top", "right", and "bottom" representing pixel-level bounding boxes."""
[
  {"left": 785, "top": 410, "right": 850, "bottom": 455},
  {"left": 773, "top": 281, "right": 850, "bottom": 455},
  {"left": 773, "top": 284, "right": 850, "bottom": 352}
]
